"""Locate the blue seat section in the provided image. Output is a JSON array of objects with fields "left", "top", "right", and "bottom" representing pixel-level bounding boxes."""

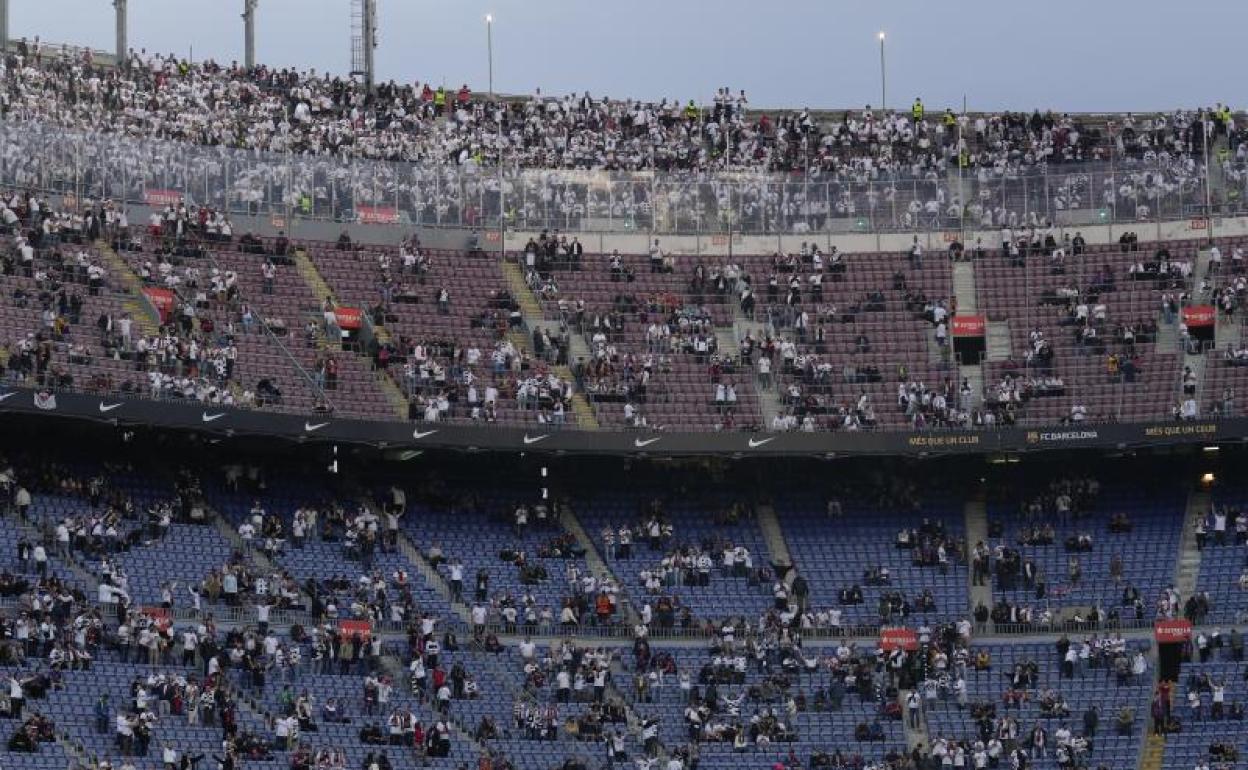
[
  {"left": 613, "top": 643, "right": 905, "bottom": 767},
  {"left": 0, "top": 509, "right": 83, "bottom": 593},
  {"left": 1157, "top": 651, "right": 1248, "bottom": 769},
  {"left": 925, "top": 641, "right": 1151, "bottom": 770},
  {"left": 1196, "top": 481, "right": 1248, "bottom": 625},
  {"left": 203, "top": 476, "right": 449, "bottom": 618},
  {"left": 24, "top": 466, "right": 239, "bottom": 606},
  {"left": 393, "top": 487, "right": 605, "bottom": 626},
  {"left": 0, "top": 462, "right": 1201, "bottom": 770},
  {"left": 33, "top": 657, "right": 269, "bottom": 763},
  {"left": 575, "top": 490, "right": 777, "bottom": 624},
  {"left": 988, "top": 481, "right": 1184, "bottom": 616},
  {"left": 776, "top": 490, "right": 968, "bottom": 627}
]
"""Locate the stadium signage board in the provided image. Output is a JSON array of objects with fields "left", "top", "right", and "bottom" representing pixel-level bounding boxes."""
[
  {"left": 879, "top": 627, "right": 918, "bottom": 651},
  {"left": 1181, "top": 305, "right": 1215, "bottom": 328},
  {"left": 0, "top": 386, "right": 1244, "bottom": 458},
  {"left": 333, "top": 307, "right": 364, "bottom": 330},
  {"left": 1154, "top": 618, "right": 1193, "bottom": 643},
  {"left": 950, "top": 315, "right": 986, "bottom": 337},
  {"left": 338, "top": 619, "right": 373, "bottom": 641},
  {"left": 144, "top": 189, "right": 183, "bottom": 207},
  {"left": 356, "top": 205, "right": 400, "bottom": 225},
  {"left": 142, "top": 287, "right": 177, "bottom": 324}
]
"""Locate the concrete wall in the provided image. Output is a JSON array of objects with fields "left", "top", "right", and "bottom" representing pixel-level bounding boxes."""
[{"left": 124, "top": 203, "right": 1238, "bottom": 256}]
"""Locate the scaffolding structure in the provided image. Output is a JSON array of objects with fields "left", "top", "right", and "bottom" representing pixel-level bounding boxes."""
[{"left": 349, "top": 0, "right": 377, "bottom": 91}]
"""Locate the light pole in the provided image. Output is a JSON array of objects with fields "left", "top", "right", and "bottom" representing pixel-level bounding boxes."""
[
  {"left": 878, "top": 31, "right": 887, "bottom": 112},
  {"left": 485, "top": 14, "right": 494, "bottom": 99},
  {"left": 243, "top": 0, "right": 258, "bottom": 71}
]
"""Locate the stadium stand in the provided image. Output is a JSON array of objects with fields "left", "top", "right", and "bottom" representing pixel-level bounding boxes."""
[
  {"left": 7, "top": 186, "right": 1248, "bottom": 434},
  {"left": 1, "top": 32, "right": 1248, "bottom": 770},
  {"left": 0, "top": 425, "right": 1238, "bottom": 770}
]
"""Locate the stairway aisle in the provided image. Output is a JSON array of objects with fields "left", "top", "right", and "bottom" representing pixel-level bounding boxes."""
[
  {"left": 963, "top": 495, "right": 992, "bottom": 615},
  {"left": 95, "top": 239, "right": 161, "bottom": 336},
  {"left": 756, "top": 504, "right": 793, "bottom": 567},
  {"left": 290, "top": 246, "right": 409, "bottom": 417},
  {"left": 1175, "top": 488, "right": 1210, "bottom": 601},
  {"left": 953, "top": 261, "right": 978, "bottom": 312},
  {"left": 501, "top": 260, "right": 599, "bottom": 428},
  {"left": 986, "top": 321, "right": 1012, "bottom": 362},
  {"left": 898, "top": 689, "right": 932, "bottom": 753},
  {"left": 561, "top": 504, "right": 640, "bottom": 625}
]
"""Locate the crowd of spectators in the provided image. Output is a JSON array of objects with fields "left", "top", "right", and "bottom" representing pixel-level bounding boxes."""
[{"left": 0, "top": 40, "right": 1240, "bottom": 237}]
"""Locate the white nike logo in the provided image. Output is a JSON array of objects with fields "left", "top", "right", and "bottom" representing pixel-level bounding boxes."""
[
  {"left": 0, "top": 392, "right": 15, "bottom": 402},
  {"left": 412, "top": 429, "right": 439, "bottom": 439},
  {"left": 633, "top": 437, "right": 661, "bottom": 448},
  {"left": 748, "top": 437, "right": 776, "bottom": 448},
  {"left": 98, "top": 402, "right": 122, "bottom": 413},
  {"left": 304, "top": 421, "right": 330, "bottom": 432},
  {"left": 201, "top": 411, "right": 226, "bottom": 422},
  {"left": 522, "top": 434, "right": 549, "bottom": 445}
]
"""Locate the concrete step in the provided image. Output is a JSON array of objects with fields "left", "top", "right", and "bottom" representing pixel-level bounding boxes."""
[
  {"left": 963, "top": 496, "right": 993, "bottom": 615},
  {"left": 952, "top": 261, "right": 978, "bottom": 312},
  {"left": 926, "top": 328, "right": 952, "bottom": 366},
  {"left": 501, "top": 259, "right": 544, "bottom": 319},
  {"left": 757, "top": 389, "right": 786, "bottom": 430},
  {"left": 1140, "top": 733, "right": 1166, "bottom": 770},
  {"left": 898, "top": 690, "right": 930, "bottom": 752},
  {"left": 756, "top": 504, "right": 793, "bottom": 566},
  {"left": 957, "top": 364, "right": 984, "bottom": 412},
  {"left": 560, "top": 364, "right": 599, "bottom": 429},
  {"left": 1174, "top": 489, "right": 1210, "bottom": 600},
  {"left": 1194, "top": 248, "right": 1213, "bottom": 281},
  {"left": 1180, "top": 350, "right": 1208, "bottom": 414},
  {"left": 714, "top": 326, "right": 741, "bottom": 359},
  {"left": 561, "top": 506, "right": 639, "bottom": 625},
  {"left": 95, "top": 239, "right": 161, "bottom": 335},
  {"left": 287, "top": 247, "right": 407, "bottom": 417},
  {"left": 985, "top": 321, "right": 1012, "bottom": 362},
  {"left": 391, "top": 528, "right": 473, "bottom": 625},
  {"left": 379, "top": 654, "right": 488, "bottom": 753},
  {"left": 1156, "top": 303, "right": 1182, "bottom": 354},
  {"left": 498, "top": 263, "right": 597, "bottom": 428},
  {"left": 1217, "top": 314, "right": 1243, "bottom": 352}
]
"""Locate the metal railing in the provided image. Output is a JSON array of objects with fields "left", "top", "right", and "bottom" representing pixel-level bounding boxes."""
[{"left": 0, "top": 118, "right": 1227, "bottom": 237}]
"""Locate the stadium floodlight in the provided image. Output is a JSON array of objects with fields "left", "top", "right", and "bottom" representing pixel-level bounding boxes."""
[
  {"left": 877, "top": 32, "right": 887, "bottom": 112},
  {"left": 243, "top": 0, "right": 259, "bottom": 71},
  {"left": 113, "top": 0, "right": 128, "bottom": 65},
  {"left": 484, "top": 14, "right": 495, "bottom": 99}
]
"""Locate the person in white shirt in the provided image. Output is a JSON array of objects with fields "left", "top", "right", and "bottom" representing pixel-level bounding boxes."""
[
  {"left": 8, "top": 675, "right": 24, "bottom": 717},
  {"left": 32, "top": 544, "right": 47, "bottom": 576}
]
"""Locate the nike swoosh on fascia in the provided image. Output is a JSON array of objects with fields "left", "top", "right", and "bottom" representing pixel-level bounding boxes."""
[
  {"left": 98, "top": 402, "right": 123, "bottom": 413},
  {"left": 522, "top": 434, "right": 550, "bottom": 445},
  {"left": 201, "top": 412, "right": 226, "bottom": 422},
  {"left": 304, "top": 422, "right": 330, "bottom": 432},
  {"left": 413, "top": 428, "right": 439, "bottom": 439},
  {"left": 748, "top": 437, "right": 776, "bottom": 448},
  {"left": 634, "top": 437, "right": 661, "bottom": 447}
]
